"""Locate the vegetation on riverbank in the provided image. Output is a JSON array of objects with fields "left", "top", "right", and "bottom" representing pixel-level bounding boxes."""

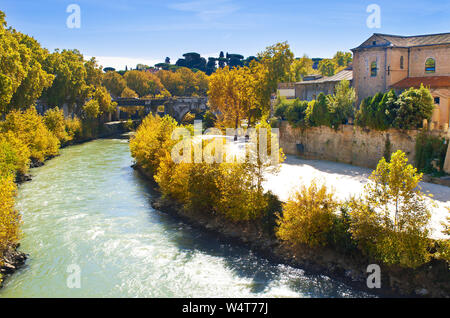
[{"left": 130, "top": 111, "right": 449, "bottom": 295}]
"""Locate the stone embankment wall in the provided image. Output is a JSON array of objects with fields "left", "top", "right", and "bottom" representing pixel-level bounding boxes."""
[{"left": 279, "top": 121, "right": 449, "bottom": 169}]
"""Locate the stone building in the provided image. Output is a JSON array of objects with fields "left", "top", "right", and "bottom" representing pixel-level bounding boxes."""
[
  {"left": 277, "top": 68, "right": 353, "bottom": 101},
  {"left": 351, "top": 32, "right": 450, "bottom": 130},
  {"left": 294, "top": 68, "right": 353, "bottom": 101}
]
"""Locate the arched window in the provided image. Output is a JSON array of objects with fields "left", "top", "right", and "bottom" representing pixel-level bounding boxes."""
[
  {"left": 400, "top": 56, "right": 404, "bottom": 69},
  {"left": 425, "top": 58, "right": 436, "bottom": 73},
  {"left": 370, "top": 61, "right": 377, "bottom": 77}
]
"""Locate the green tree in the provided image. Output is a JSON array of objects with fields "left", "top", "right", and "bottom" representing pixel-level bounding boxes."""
[
  {"left": 306, "top": 93, "right": 331, "bottom": 127},
  {"left": 124, "top": 70, "right": 165, "bottom": 97},
  {"left": 102, "top": 71, "right": 127, "bottom": 98},
  {"left": 286, "top": 56, "right": 314, "bottom": 82},
  {"left": 349, "top": 150, "right": 432, "bottom": 268},
  {"left": 277, "top": 181, "right": 339, "bottom": 248},
  {"left": 258, "top": 41, "right": 294, "bottom": 93},
  {"left": 318, "top": 59, "right": 337, "bottom": 76},
  {"left": 332, "top": 51, "right": 352, "bottom": 67},
  {"left": 327, "top": 80, "right": 356, "bottom": 126},
  {"left": 394, "top": 84, "right": 435, "bottom": 129},
  {"left": 41, "top": 49, "right": 89, "bottom": 114},
  {"left": 0, "top": 12, "right": 54, "bottom": 112}
]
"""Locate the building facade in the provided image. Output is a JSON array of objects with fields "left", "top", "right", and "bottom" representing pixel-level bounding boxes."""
[
  {"left": 294, "top": 69, "right": 353, "bottom": 101},
  {"left": 351, "top": 33, "right": 450, "bottom": 130},
  {"left": 277, "top": 68, "right": 353, "bottom": 101}
]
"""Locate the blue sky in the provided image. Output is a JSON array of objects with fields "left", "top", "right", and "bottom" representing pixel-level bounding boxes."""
[{"left": 1, "top": 0, "right": 449, "bottom": 70}]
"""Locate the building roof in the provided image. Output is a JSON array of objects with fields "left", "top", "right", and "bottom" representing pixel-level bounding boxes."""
[
  {"left": 352, "top": 32, "right": 450, "bottom": 51},
  {"left": 390, "top": 76, "right": 450, "bottom": 89},
  {"left": 296, "top": 69, "right": 353, "bottom": 85}
]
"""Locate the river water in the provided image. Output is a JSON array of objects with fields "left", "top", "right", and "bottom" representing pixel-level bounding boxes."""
[{"left": 0, "top": 139, "right": 371, "bottom": 298}]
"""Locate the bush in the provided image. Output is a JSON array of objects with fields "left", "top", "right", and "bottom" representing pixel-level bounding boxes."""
[
  {"left": 130, "top": 113, "right": 178, "bottom": 175},
  {"left": 415, "top": 132, "right": 448, "bottom": 174},
  {"left": 306, "top": 93, "right": 331, "bottom": 127},
  {"left": 394, "top": 85, "right": 434, "bottom": 130},
  {"left": 0, "top": 175, "right": 21, "bottom": 273},
  {"left": 0, "top": 107, "right": 59, "bottom": 162},
  {"left": 349, "top": 150, "right": 432, "bottom": 268},
  {"left": 181, "top": 112, "right": 196, "bottom": 125},
  {"left": 215, "top": 162, "right": 268, "bottom": 221},
  {"left": 356, "top": 86, "right": 434, "bottom": 131},
  {"left": 65, "top": 116, "right": 83, "bottom": 142},
  {"left": 327, "top": 204, "right": 358, "bottom": 254},
  {"left": 273, "top": 97, "right": 290, "bottom": 120},
  {"left": 276, "top": 181, "right": 339, "bottom": 248},
  {"left": 44, "top": 107, "right": 70, "bottom": 144},
  {"left": 0, "top": 132, "right": 30, "bottom": 177},
  {"left": 203, "top": 110, "right": 217, "bottom": 129},
  {"left": 285, "top": 99, "right": 309, "bottom": 128},
  {"left": 327, "top": 79, "right": 356, "bottom": 127}
]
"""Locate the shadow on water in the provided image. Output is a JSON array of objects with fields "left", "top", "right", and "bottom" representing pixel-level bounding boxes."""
[{"left": 132, "top": 169, "right": 373, "bottom": 298}]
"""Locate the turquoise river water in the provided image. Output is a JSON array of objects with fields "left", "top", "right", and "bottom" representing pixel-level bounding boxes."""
[{"left": 0, "top": 138, "right": 372, "bottom": 297}]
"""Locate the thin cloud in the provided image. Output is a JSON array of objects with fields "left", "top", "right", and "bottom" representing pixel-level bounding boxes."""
[{"left": 168, "top": 0, "right": 240, "bottom": 21}]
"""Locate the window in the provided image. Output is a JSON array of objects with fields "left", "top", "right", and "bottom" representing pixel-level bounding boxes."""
[
  {"left": 372, "top": 41, "right": 377, "bottom": 45},
  {"left": 425, "top": 58, "right": 436, "bottom": 73},
  {"left": 371, "top": 61, "right": 377, "bottom": 77},
  {"left": 434, "top": 97, "right": 440, "bottom": 105},
  {"left": 400, "top": 56, "right": 404, "bottom": 69}
]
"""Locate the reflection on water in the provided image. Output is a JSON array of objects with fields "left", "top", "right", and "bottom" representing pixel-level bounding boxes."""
[{"left": 0, "top": 139, "right": 372, "bottom": 298}]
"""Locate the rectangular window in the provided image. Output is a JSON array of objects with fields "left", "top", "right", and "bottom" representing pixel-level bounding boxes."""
[
  {"left": 370, "top": 62, "right": 377, "bottom": 77},
  {"left": 434, "top": 97, "right": 440, "bottom": 104}
]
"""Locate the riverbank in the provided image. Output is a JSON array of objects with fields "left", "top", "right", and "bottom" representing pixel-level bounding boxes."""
[{"left": 134, "top": 164, "right": 450, "bottom": 298}]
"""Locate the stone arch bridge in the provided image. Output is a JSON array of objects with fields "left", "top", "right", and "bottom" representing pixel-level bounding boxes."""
[{"left": 113, "top": 97, "right": 208, "bottom": 122}]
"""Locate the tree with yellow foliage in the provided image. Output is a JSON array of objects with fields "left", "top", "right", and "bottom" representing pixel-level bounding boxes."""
[
  {"left": 129, "top": 113, "right": 178, "bottom": 176},
  {"left": 276, "top": 181, "right": 339, "bottom": 248},
  {"left": 0, "top": 175, "right": 21, "bottom": 281},
  {"left": 44, "top": 107, "right": 70, "bottom": 144},
  {"left": 209, "top": 65, "right": 267, "bottom": 131},
  {"left": 349, "top": 150, "right": 432, "bottom": 268},
  {"left": 1, "top": 107, "right": 59, "bottom": 162}
]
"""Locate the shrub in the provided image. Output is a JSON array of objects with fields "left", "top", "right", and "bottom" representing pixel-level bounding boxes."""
[
  {"left": 0, "top": 175, "right": 21, "bottom": 272},
  {"left": 182, "top": 112, "right": 196, "bottom": 125},
  {"left": 203, "top": 110, "right": 217, "bottom": 129},
  {"left": 327, "top": 204, "right": 358, "bottom": 254},
  {"left": 82, "top": 99, "right": 100, "bottom": 119},
  {"left": 327, "top": 79, "right": 356, "bottom": 127},
  {"left": 44, "top": 107, "right": 70, "bottom": 144},
  {"left": 306, "top": 93, "right": 331, "bottom": 127},
  {"left": 276, "top": 181, "right": 339, "bottom": 248},
  {"left": 415, "top": 131, "right": 448, "bottom": 174},
  {"left": 65, "top": 116, "right": 83, "bottom": 142},
  {"left": 154, "top": 151, "right": 192, "bottom": 205},
  {"left": 0, "top": 107, "right": 59, "bottom": 162},
  {"left": 285, "top": 99, "right": 309, "bottom": 128},
  {"left": 215, "top": 162, "right": 269, "bottom": 221},
  {"left": 129, "top": 113, "right": 178, "bottom": 175},
  {"left": 261, "top": 191, "right": 283, "bottom": 236},
  {"left": 0, "top": 132, "right": 30, "bottom": 177},
  {"left": 394, "top": 85, "right": 434, "bottom": 130},
  {"left": 355, "top": 90, "right": 399, "bottom": 130},
  {"left": 349, "top": 150, "right": 432, "bottom": 268},
  {"left": 273, "top": 97, "right": 289, "bottom": 120}
]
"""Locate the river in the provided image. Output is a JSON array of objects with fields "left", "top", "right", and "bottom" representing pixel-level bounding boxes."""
[{"left": 0, "top": 138, "right": 371, "bottom": 298}]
